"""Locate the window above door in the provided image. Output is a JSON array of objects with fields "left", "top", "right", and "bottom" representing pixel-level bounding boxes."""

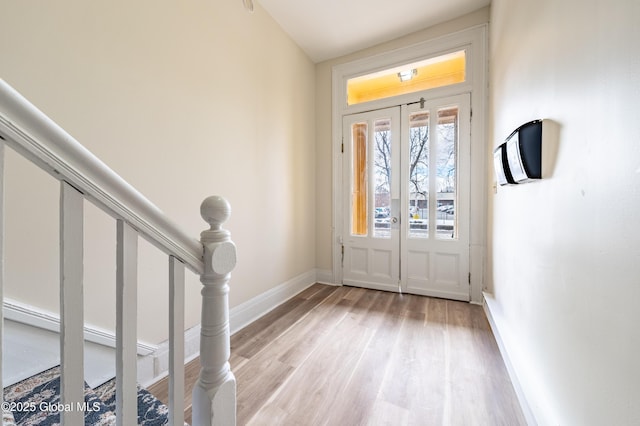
[{"left": 346, "top": 50, "right": 466, "bottom": 106}]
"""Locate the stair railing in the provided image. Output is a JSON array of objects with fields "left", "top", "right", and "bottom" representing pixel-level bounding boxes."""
[{"left": 0, "top": 79, "right": 236, "bottom": 426}]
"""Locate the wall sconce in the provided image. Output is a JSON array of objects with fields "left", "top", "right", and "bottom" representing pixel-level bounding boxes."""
[{"left": 494, "top": 120, "right": 543, "bottom": 185}]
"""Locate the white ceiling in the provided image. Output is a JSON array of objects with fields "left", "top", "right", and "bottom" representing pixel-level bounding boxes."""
[{"left": 257, "top": 0, "right": 490, "bottom": 63}]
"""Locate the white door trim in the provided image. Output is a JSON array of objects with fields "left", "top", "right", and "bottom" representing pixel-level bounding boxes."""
[{"left": 331, "top": 25, "right": 488, "bottom": 303}]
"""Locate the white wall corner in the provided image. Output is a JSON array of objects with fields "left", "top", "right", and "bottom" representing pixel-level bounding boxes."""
[
  {"left": 315, "top": 268, "right": 336, "bottom": 286},
  {"left": 482, "top": 292, "right": 537, "bottom": 426}
]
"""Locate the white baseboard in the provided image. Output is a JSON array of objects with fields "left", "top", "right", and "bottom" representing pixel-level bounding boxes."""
[
  {"left": 3, "top": 298, "right": 157, "bottom": 356},
  {"left": 228, "top": 269, "right": 319, "bottom": 335},
  {"left": 5, "top": 269, "right": 324, "bottom": 387},
  {"left": 483, "top": 292, "right": 536, "bottom": 426}
]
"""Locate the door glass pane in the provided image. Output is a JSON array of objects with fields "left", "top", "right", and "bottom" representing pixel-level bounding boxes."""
[
  {"left": 408, "top": 112, "right": 429, "bottom": 238},
  {"left": 436, "top": 107, "right": 458, "bottom": 240},
  {"left": 351, "top": 122, "right": 368, "bottom": 236},
  {"left": 373, "top": 118, "right": 391, "bottom": 238}
]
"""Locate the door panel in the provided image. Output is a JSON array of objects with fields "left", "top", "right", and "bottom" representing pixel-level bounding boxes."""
[
  {"left": 342, "top": 107, "right": 400, "bottom": 292},
  {"left": 401, "top": 95, "right": 470, "bottom": 300}
]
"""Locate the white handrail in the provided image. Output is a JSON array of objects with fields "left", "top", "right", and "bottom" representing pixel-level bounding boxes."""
[
  {"left": 0, "top": 79, "right": 237, "bottom": 425},
  {"left": 0, "top": 79, "right": 204, "bottom": 274}
]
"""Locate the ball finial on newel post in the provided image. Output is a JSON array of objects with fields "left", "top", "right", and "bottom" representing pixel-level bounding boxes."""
[{"left": 200, "top": 195, "right": 231, "bottom": 231}]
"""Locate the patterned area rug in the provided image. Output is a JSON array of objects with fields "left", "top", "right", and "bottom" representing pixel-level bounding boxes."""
[
  {"left": 3, "top": 407, "right": 16, "bottom": 426},
  {"left": 3, "top": 367, "right": 180, "bottom": 425},
  {"left": 94, "top": 379, "right": 182, "bottom": 426},
  {"left": 3, "top": 367, "right": 114, "bottom": 425}
]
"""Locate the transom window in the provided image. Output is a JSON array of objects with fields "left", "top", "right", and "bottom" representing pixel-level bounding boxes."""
[{"left": 346, "top": 50, "right": 466, "bottom": 106}]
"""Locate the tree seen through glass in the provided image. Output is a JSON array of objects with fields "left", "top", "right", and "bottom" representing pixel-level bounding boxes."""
[{"left": 372, "top": 109, "right": 458, "bottom": 239}]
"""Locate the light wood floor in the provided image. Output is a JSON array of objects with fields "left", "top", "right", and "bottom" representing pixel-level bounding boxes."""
[{"left": 151, "top": 284, "right": 526, "bottom": 425}]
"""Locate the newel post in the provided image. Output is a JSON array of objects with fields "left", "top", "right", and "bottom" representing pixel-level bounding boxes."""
[{"left": 192, "top": 196, "right": 237, "bottom": 426}]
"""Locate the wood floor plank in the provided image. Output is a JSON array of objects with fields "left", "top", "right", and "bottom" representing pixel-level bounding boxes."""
[
  {"left": 274, "top": 287, "right": 359, "bottom": 367},
  {"left": 368, "top": 399, "right": 410, "bottom": 426},
  {"left": 235, "top": 356, "right": 296, "bottom": 425},
  {"left": 382, "top": 309, "right": 448, "bottom": 425},
  {"left": 235, "top": 285, "right": 361, "bottom": 424},
  {"left": 248, "top": 310, "right": 376, "bottom": 425},
  {"left": 148, "top": 284, "right": 526, "bottom": 425},
  {"left": 232, "top": 284, "right": 337, "bottom": 359},
  {"left": 323, "top": 291, "right": 399, "bottom": 425},
  {"left": 446, "top": 300, "right": 527, "bottom": 426},
  {"left": 385, "top": 291, "right": 414, "bottom": 317}
]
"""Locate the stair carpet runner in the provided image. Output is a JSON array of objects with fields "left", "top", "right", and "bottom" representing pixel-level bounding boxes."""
[{"left": 2, "top": 366, "right": 184, "bottom": 425}]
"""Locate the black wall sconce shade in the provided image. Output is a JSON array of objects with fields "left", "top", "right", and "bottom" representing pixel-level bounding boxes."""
[{"left": 494, "top": 120, "right": 543, "bottom": 185}]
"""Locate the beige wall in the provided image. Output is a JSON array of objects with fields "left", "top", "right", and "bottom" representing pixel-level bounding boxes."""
[
  {"left": 1, "top": 0, "right": 316, "bottom": 344},
  {"left": 488, "top": 0, "right": 640, "bottom": 423},
  {"left": 314, "top": 7, "right": 490, "bottom": 274}
]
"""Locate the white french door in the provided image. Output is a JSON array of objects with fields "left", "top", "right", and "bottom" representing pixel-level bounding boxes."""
[{"left": 342, "top": 94, "right": 471, "bottom": 301}]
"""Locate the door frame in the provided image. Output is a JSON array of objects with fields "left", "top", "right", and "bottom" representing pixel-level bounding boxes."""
[{"left": 331, "top": 25, "right": 488, "bottom": 303}]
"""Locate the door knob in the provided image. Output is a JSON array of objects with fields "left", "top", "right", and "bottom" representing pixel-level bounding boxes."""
[{"left": 391, "top": 217, "right": 398, "bottom": 224}]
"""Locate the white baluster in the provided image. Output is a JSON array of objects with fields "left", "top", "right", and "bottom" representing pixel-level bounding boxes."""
[
  {"left": 116, "top": 220, "right": 138, "bottom": 426},
  {"left": 60, "top": 181, "right": 85, "bottom": 426},
  {"left": 169, "top": 255, "right": 186, "bottom": 426},
  {"left": 192, "top": 196, "right": 237, "bottom": 426}
]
